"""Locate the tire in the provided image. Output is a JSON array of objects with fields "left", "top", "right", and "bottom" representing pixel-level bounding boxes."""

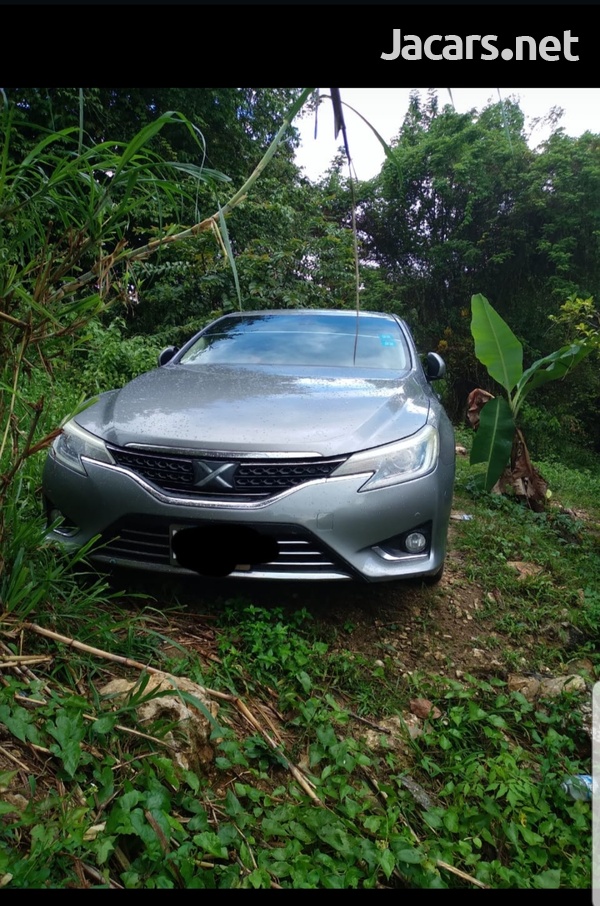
[{"left": 422, "top": 561, "right": 445, "bottom": 586}]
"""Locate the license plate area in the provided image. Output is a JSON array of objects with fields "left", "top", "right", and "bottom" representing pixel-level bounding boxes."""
[{"left": 169, "top": 524, "right": 278, "bottom": 576}]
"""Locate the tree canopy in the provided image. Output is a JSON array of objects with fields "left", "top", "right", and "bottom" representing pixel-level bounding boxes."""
[{"left": 2, "top": 86, "right": 599, "bottom": 447}]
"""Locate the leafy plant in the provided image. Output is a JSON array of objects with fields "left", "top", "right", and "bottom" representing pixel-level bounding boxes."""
[{"left": 468, "top": 293, "right": 593, "bottom": 507}]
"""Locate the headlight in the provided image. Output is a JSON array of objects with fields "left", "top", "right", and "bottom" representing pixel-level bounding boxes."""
[
  {"left": 332, "top": 424, "right": 439, "bottom": 491},
  {"left": 51, "top": 419, "right": 115, "bottom": 475}
]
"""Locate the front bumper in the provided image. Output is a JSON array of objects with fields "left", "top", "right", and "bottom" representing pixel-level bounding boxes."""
[{"left": 42, "top": 453, "right": 454, "bottom": 582}]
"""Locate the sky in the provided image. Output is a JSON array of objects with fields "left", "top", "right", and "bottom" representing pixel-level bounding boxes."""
[{"left": 294, "top": 88, "right": 600, "bottom": 182}]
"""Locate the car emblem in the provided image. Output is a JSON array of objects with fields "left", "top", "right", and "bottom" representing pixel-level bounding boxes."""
[{"left": 194, "top": 460, "right": 237, "bottom": 491}]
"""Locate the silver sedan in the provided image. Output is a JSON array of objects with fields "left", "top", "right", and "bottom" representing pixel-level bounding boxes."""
[{"left": 42, "top": 310, "right": 455, "bottom": 582}]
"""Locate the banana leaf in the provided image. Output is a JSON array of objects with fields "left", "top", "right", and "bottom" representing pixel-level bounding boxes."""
[
  {"left": 471, "top": 293, "right": 523, "bottom": 394},
  {"left": 512, "top": 342, "right": 594, "bottom": 417},
  {"left": 469, "top": 396, "right": 515, "bottom": 491}
]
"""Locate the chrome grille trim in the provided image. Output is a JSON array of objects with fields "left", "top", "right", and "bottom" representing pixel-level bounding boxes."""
[
  {"left": 105, "top": 445, "right": 345, "bottom": 500},
  {"left": 124, "top": 444, "right": 324, "bottom": 459}
]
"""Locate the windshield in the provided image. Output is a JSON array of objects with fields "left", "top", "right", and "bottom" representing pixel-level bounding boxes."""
[{"left": 179, "top": 313, "right": 411, "bottom": 370}]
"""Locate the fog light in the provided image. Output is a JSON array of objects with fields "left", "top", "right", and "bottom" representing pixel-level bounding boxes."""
[{"left": 405, "top": 532, "right": 427, "bottom": 554}]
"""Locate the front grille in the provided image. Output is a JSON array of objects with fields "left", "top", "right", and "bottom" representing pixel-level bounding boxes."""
[
  {"left": 107, "top": 445, "right": 345, "bottom": 499},
  {"left": 108, "top": 448, "right": 195, "bottom": 490},
  {"left": 93, "top": 519, "right": 353, "bottom": 579},
  {"left": 234, "top": 461, "right": 341, "bottom": 491}
]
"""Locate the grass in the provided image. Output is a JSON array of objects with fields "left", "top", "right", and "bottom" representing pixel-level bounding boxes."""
[{"left": 0, "top": 424, "right": 597, "bottom": 889}]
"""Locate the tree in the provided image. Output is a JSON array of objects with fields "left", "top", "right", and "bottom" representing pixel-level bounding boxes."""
[
  {"left": 352, "top": 91, "right": 600, "bottom": 433},
  {"left": 356, "top": 92, "right": 534, "bottom": 340},
  {"left": 3, "top": 88, "right": 303, "bottom": 181},
  {"left": 0, "top": 89, "right": 315, "bottom": 574}
]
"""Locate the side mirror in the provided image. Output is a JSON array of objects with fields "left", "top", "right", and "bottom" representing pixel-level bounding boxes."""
[
  {"left": 425, "top": 352, "right": 446, "bottom": 381},
  {"left": 158, "top": 346, "right": 179, "bottom": 367}
]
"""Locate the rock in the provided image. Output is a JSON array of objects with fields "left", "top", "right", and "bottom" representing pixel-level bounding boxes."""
[
  {"left": 539, "top": 675, "right": 586, "bottom": 697},
  {"left": 506, "top": 561, "right": 543, "bottom": 580},
  {"left": 100, "top": 673, "right": 219, "bottom": 774},
  {"left": 0, "top": 793, "right": 28, "bottom": 819},
  {"left": 399, "top": 774, "right": 438, "bottom": 809},
  {"left": 362, "top": 714, "right": 423, "bottom": 755},
  {"left": 409, "top": 698, "right": 442, "bottom": 719},
  {"left": 507, "top": 674, "right": 541, "bottom": 701},
  {"left": 565, "top": 658, "right": 595, "bottom": 679},
  {"left": 507, "top": 673, "right": 587, "bottom": 702},
  {"left": 403, "top": 712, "right": 425, "bottom": 738}
]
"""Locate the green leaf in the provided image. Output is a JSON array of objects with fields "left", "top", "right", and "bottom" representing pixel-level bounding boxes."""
[
  {"left": 91, "top": 715, "right": 118, "bottom": 735},
  {"left": 317, "top": 824, "right": 356, "bottom": 858},
  {"left": 471, "top": 293, "right": 523, "bottom": 393},
  {"left": 533, "top": 869, "right": 561, "bottom": 889},
  {"left": 296, "top": 671, "right": 312, "bottom": 693},
  {"left": 0, "top": 769, "right": 18, "bottom": 789},
  {"left": 505, "top": 821, "right": 520, "bottom": 845},
  {"left": 469, "top": 397, "right": 515, "bottom": 491},
  {"left": 363, "top": 815, "right": 383, "bottom": 834},
  {"left": 379, "top": 848, "right": 395, "bottom": 880},
  {"left": 192, "top": 831, "right": 229, "bottom": 859},
  {"left": 46, "top": 712, "right": 87, "bottom": 777},
  {"left": 247, "top": 868, "right": 272, "bottom": 888},
  {"left": 217, "top": 202, "right": 242, "bottom": 312},
  {"left": 467, "top": 701, "right": 487, "bottom": 721},
  {"left": 512, "top": 342, "right": 593, "bottom": 417},
  {"left": 519, "top": 825, "right": 544, "bottom": 845},
  {"left": 442, "top": 809, "right": 460, "bottom": 833},
  {"left": 391, "top": 845, "right": 424, "bottom": 864},
  {"left": 0, "top": 706, "right": 42, "bottom": 745},
  {"left": 225, "top": 790, "right": 243, "bottom": 818}
]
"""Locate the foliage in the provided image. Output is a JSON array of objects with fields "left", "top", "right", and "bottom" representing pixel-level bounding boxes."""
[
  {"left": 125, "top": 171, "right": 359, "bottom": 337},
  {"left": 0, "top": 106, "right": 228, "bottom": 557},
  {"left": 0, "top": 89, "right": 317, "bottom": 578},
  {"left": 455, "top": 427, "right": 600, "bottom": 653},
  {"left": 71, "top": 318, "right": 161, "bottom": 395},
  {"left": 0, "top": 577, "right": 594, "bottom": 889},
  {"left": 0, "top": 88, "right": 598, "bottom": 888},
  {"left": 469, "top": 293, "right": 593, "bottom": 496},
  {"left": 3, "top": 89, "right": 304, "bottom": 184},
  {"left": 550, "top": 294, "right": 600, "bottom": 348},
  {"left": 356, "top": 93, "right": 534, "bottom": 339},
  {"left": 353, "top": 91, "right": 600, "bottom": 429},
  {"left": 0, "top": 419, "right": 596, "bottom": 889}
]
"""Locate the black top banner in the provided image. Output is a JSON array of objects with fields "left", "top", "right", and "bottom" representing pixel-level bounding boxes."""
[{"left": 10, "top": 4, "right": 597, "bottom": 83}]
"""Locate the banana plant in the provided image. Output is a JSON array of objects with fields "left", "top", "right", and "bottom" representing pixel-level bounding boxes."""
[{"left": 469, "top": 293, "right": 592, "bottom": 503}]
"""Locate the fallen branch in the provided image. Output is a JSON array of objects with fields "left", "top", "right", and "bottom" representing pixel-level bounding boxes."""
[
  {"left": 80, "top": 862, "right": 123, "bottom": 890},
  {"left": 436, "top": 859, "right": 489, "bottom": 889},
  {"left": 22, "top": 621, "right": 322, "bottom": 804},
  {"left": 0, "top": 655, "right": 53, "bottom": 668},
  {"left": 0, "top": 744, "right": 30, "bottom": 772},
  {"left": 347, "top": 711, "right": 392, "bottom": 734},
  {"left": 11, "top": 692, "right": 177, "bottom": 749}
]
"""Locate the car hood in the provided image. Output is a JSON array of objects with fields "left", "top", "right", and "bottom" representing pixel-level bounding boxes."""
[{"left": 75, "top": 364, "right": 430, "bottom": 456}]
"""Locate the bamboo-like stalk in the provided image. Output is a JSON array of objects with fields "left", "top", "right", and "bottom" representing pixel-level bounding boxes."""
[
  {"left": 80, "top": 862, "right": 123, "bottom": 889},
  {"left": 0, "top": 310, "right": 28, "bottom": 330},
  {"left": 0, "top": 654, "right": 52, "bottom": 664},
  {"left": 39, "top": 89, "right": 315, "bottom": 313},
  {"left": 435, "top": 859, "right": 489, "bottom": 889},
  {"left": 0, "top": 743, "right": 30, "bottom": 771}
]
